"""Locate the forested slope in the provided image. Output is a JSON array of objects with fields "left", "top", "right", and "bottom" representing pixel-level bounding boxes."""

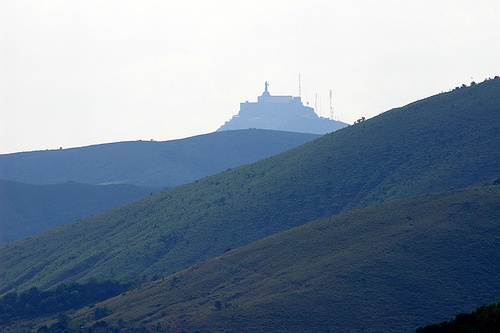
[
  {"left": 0, "top": 79, "right": 498, "bottom": 295},
  {"left": 25, "top": 184, "right": 500, "bottom": 333}
]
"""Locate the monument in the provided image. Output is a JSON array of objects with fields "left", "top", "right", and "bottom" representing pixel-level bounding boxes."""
[{"left": 217, "top": 82, "right": 348, "bottom": 134}]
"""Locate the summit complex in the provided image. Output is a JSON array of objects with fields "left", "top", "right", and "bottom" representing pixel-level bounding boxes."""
[{"left": 217, "top": 82, "right": 348, "bottom": 134}]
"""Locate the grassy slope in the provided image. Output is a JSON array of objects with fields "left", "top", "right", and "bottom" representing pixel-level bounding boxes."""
[
  {"left": 0, "top": 79, "right": 499, "bottom": 293},
  {"left": 0, "top": 129, "right": 321, "bottom": 187},
  {"left": 0, "top": 179, "right": 156, "bottom": 244},
  {"left": 69, "top": 184, "right": 500, "bottom": 333}
]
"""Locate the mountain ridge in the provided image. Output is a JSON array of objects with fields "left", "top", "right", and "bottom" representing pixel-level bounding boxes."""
[
  {"left": 0, "top": 129, "right": 321, "bottom": 187},
  {"left": 0, "top": 130, "right": 320, "bottom": 244},
  {"left": 1, "top": 78, "right": 498, "bottom": 295}
]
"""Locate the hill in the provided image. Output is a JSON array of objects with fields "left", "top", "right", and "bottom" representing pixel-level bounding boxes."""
[
  {"left": 217, "top": 81, "right": 348, "bottom": 133},
  {"left": 28, "top": 184, "right": 500, "bottom": 332},
  {"left": 0, "top": 78, "right": 498, "bottom": 294},
  {"left": 0, "top": 179, "right": 156, "bottom": 244},
  {"left": 416, "top": 301, "right": 500, "bottom": 333},
  {"left": 0, "top": 129, "right": 321, "bottom": 187}
]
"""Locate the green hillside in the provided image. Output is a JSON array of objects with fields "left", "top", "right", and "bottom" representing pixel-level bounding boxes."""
[
  {"left": 0, "top": 179, "right": 156, "bottom": 244},
  {"left": 416, "top": 301, "right": 500, "bottom": 333},
  {"left": 0, "top": 78, "right": 499, "bottom": 294},
  {"left": 0, "top": 129, "right": 320, "bottom": 187},
  {"left": 31, "top": 184, "right": 500, "bottom": 332}
]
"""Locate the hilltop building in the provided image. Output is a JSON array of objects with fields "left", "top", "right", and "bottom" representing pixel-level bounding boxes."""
[{"left": 217, "top": 82, "right": 347, "bottom": 134}]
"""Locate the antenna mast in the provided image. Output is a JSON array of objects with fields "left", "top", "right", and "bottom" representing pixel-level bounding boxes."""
[
  {"left": 315, "top": 93, "right": 318, "bottom": 116},
  {"left": 298, "top": 73, "right": 301, "bottom": 98},
  {"left": 329, "top": 89, "right": 334, "bottom": 120}
]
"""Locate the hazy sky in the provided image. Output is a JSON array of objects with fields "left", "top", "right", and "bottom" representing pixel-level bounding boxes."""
[{"left": 1, "top": 0, "right": 499, "bottom": 154}]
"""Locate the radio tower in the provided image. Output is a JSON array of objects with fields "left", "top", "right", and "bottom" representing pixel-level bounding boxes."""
[
  {"left": 329, "top": 89, "right": 334, "bottom": 120},
  {"left": 298, "top": 73, "right": 301, "bottom": 98},
  {"left": 315, "top": 93, "right": 318, "bottom": 116}
]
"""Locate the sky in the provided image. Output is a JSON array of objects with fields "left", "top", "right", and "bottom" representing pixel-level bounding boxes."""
[{"left": 1, "top": 0, "right": 499, "bottom": 154}]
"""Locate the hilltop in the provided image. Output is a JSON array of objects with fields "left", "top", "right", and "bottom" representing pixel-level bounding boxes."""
[
  {"left": 0, "top": 129, "right": 320, "bottom": 188},
  {"left": 1, "top": 78, "right": 498, "bottom": 295},
  {"left": 217, "top": 81, "right": 348, "bottom": 133}
]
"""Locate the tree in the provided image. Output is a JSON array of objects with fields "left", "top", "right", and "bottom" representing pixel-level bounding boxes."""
[{"left": 94, "top": 306, "right": 110, "bottom": 320}]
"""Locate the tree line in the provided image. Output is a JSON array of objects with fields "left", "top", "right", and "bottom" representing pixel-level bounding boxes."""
[
  {"left": 0, "top": 279, "right": 130, "bottom": 325},
  {"left": 416, "top": 302, "right": 500, "bottom": 333}
]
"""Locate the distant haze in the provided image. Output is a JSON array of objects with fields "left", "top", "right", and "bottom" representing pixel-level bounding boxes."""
[{"left": 1, "top": 0, "right": 499, "bottom": 154}]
